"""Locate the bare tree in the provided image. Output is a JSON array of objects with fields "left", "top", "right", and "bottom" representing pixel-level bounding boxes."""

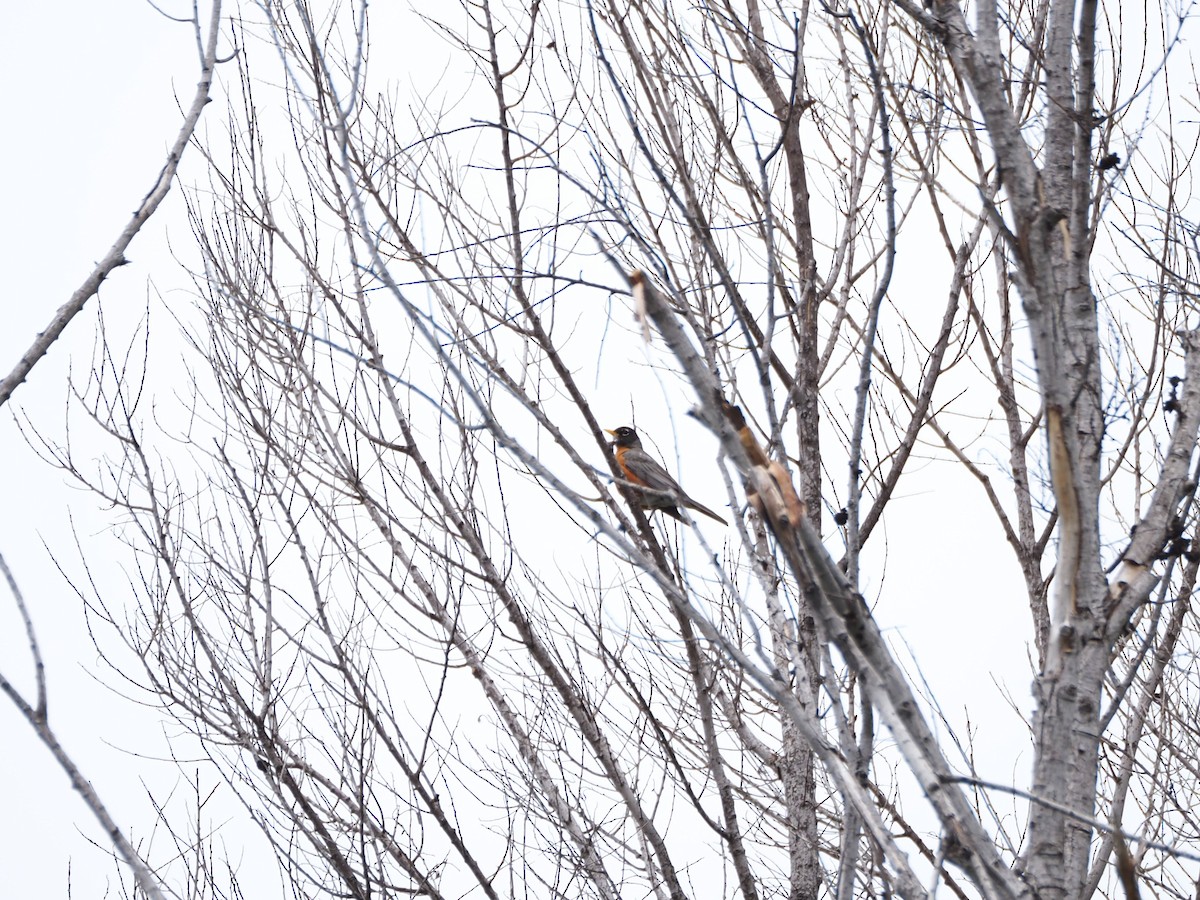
[
  {"left": 27, "top": 0, "right": 1200, "bottom": 898},
  {"left": 0, "top": 3, "right": 223, "bottom": 897}
]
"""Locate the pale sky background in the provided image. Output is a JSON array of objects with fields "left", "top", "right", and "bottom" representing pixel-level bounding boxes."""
[
  {"left": 0, "top": 2, "right": 1045, "bottom": 897},
  {"left": 0, "top": 5, "right": 256, "bottom": 896}
]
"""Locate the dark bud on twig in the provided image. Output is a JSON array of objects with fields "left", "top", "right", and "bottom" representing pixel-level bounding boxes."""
[{"left": 1164, "top": 375, "right": 1182, "bottom": 414}]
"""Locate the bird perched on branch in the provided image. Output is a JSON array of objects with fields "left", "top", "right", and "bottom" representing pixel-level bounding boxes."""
[{"left": 606, "top": 426, "right": 727, "bottom": 525}]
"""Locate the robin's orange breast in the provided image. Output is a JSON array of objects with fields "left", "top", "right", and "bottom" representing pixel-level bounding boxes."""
[{"left": 614, "top": 446, "right": 647, "bottom": 486}]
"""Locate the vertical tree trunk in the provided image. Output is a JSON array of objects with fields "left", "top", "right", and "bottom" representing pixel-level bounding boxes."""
[{"left": 924, "top": 0, "right": 1114, "bottom": 893}]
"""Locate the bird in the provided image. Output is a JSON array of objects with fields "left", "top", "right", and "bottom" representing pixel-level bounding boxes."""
[{"left": 606, "top": 426, "right": 727, "bottom": 525}]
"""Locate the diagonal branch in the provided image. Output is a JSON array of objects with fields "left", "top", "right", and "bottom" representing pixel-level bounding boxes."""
[
  {"left": 0, "top": 553, "right": 169, "bottom": 900},
  {"left": 638, "top": 272, "right": 1022, "bottom": 900},
  {"left": 1105, "top": 328, "right": 1200, "bottom": 632},
  {"left": 0, "top": 1, "right": 223, "bottom": 410}
]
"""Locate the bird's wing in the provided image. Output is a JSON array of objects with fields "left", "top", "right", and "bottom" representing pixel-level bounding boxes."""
[
  {"left": 622, "top": 448, "right": 727, "bottom": 524},
  {"left": 620, "top": 449, "right": 684, "bottom": 495}
]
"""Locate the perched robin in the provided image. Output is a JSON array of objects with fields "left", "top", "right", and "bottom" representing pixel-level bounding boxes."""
[{"left": 606, "top": 426, "right": 727, "bottom": 525}]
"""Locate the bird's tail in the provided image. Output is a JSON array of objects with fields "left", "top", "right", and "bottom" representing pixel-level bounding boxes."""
[{"left": 683, "top": 498, "right": 727, "bottom": 525}]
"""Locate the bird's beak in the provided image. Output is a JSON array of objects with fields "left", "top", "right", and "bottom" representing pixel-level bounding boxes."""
[{"left": 604, "top": 428, "right": 617, "bottom": 438}]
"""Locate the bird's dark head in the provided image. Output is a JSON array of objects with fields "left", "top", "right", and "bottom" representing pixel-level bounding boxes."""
[{"left": 605, "top": 426, "right": 641, "bottom": 448}]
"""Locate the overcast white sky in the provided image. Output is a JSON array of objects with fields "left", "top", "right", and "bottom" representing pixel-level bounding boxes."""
[
  {"left": 0, "top": 3, "right": 1050, "bottom": 896},
  {"left": 0, "top": 5, "right": 249, "bottom": 896}
]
